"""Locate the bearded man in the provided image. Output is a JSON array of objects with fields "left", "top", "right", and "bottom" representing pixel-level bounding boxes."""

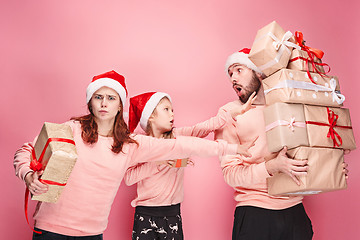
[{"left": 215, "top": 48, "right": 313, "bottom": 240}]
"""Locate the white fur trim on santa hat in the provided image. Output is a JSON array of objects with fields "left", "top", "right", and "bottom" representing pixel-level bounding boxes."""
[
  {"left": 139, "top": 92, "right": 171, "bottom": 131},
  {"left": 225, "top": 52, "right": 263, "bottom": 76},
  {"left": 86, "top": 78, "right": 127, "bottom": 107}
]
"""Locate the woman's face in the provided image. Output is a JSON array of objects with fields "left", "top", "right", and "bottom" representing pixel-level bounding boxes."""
[{"left": 90, "top": 86, "right": 121, "bottom": 123}]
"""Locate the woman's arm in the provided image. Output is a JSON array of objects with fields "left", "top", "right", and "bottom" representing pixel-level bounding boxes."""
[
  {"left": 14, "top": 139, "right": 48, "bottom": 195},
  {"left": 130, "top": 135, "right": 239, "bottom": 164}
]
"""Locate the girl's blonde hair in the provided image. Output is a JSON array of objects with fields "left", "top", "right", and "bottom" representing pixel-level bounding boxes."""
[{"left": 145, "top": 96, "right": 174, "bottom": 139}]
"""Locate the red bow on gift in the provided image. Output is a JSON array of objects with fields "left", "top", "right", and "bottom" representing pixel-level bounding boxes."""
[
  {"left": 295, "top": 31, "right": 324, "bottom": 59},
  {"left": 25, "top": 138, "right": 75, "bottom": 234},
  {"left": 293, "top": 31, "right": 331, "bottom": 84},
  {"left": 306, "top": 108, "right": 352, "bottom": 147}
]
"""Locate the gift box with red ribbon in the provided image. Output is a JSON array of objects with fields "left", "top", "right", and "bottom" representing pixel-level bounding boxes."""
[
  {"left": 264, "top": 102, "right": 356, "bottom": 152},
  {"left": 30, "top": 122, "right": 77, "bottom": 203},
  {"left": 248, "top": 21, "right": 300, "bottom": 76},
  {"left": 267, "top": 146, "right": 347, "bottom": 196},
  {"left": 173, "top": 158, "right": 188, "bottom": 168},
  {"left": 287, "top": 48, "right": 326, "bottom": 73},
  {"left": 263, "top": 69, "right": 344, "bottom": 107},
  {"left": 305, "top": 105, "right": 356, "bottom": 150}
]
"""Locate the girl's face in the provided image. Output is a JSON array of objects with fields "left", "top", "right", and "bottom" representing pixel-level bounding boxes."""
[
  {"left": 90, "top": 86, "right": 121, "bottom": 123},
  {"left": 149, "top": 98, "right": 174, "bottom": 133}
]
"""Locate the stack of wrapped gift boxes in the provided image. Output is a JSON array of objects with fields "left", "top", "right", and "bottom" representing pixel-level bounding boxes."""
[{"left": 248, "top": 21, "right": 356, "bottom": 196}]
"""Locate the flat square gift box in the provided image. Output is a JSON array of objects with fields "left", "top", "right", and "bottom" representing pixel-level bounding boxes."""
[
  {"left": 262, "top": 69, "right": 345, "bottom": 107},
  {"left": 267, "top": 147, "right": 347, "bottom": 196},
  {"left": 173, "top": 158, "right": 188, "bottom": 168},
  {"left": 305, "top": 104, "right": 356, "bottom": 150},
  {"left": 264, "top": 102, "right": 356, "bottom": 152},
  {"left": 248, "top": 21, "right": 299, "bottom": 76},
  {"left": 287, "top": 48, "right": 325, "bottom": 73},
  {"left": 31, "top": 122, "right": 77, "bottom": 203}
]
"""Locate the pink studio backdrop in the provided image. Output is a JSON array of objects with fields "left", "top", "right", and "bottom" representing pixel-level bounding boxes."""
[{"left": 1, "top": 1, "right": 359, "bottom": 239}]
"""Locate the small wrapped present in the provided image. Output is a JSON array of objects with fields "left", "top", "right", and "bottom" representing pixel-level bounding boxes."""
[
  {"left": 263, "top": 69, "right": 345, "bottom": 107},
  {"left": 287, "top": 48, "right": 325, "bottom": 73},
  {"left": 249, "top": 21, "right": 300, "bottom": 76},
  {"left": 267, "top": 147, "right": 346, "bottom": 196},
  {"left": 305, "top": 105, "right": 356, "bottom": 150},
  {"left": 174, "top": 158, "right": 188, "bottom": 168},
  {"left": 264, "top": 102, "right": 309, "bottom": 152},
  {"left": 31, "top": 122, "right": 77, "bottom": 203}
]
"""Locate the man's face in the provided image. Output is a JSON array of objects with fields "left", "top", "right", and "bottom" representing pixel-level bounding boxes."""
[{"left": 228, "top": 64, "right": 261, "bottom": 104}]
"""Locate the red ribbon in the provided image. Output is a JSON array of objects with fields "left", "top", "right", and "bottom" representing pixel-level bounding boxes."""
[
  {"left": 25, "top": 137, "right": 75, "bottom": 234},
  {"left": 289, "top": 56, "right": 330, "bottom": 72},
  {"left": 294, "top": 31, "right": 331, "bottom": 84},
  {"left": 305, "top": 108, "right": 352, "bottom": 147},
  {"left": 175, "top": 159, "right": 181, "bottom": 168}
]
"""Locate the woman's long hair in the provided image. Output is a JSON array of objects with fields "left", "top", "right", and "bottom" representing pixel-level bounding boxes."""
[{"left": 71, "top": 101, "right": 137, "bottom": 154}]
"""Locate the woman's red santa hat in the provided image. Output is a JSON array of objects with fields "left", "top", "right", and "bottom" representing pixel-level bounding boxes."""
[
  {"left": 225, "top": 48, "right": 263, "bottom": 76},
  {"left": 86, "top": 70, "right": 127, "bottom": 107},
  {"left": 129, "top": 92, "right": 171, "bottom": 132}
]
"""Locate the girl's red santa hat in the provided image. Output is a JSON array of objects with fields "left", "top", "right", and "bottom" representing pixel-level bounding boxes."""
[
  {"left": 129, "top": 92, "right": 171, "bottom": 132},
  {"left": 86, "top": 70, "right": 127, "bottom": 107},
  {"left": 225, "top": 48, "right": 263, "bottom": 76}
]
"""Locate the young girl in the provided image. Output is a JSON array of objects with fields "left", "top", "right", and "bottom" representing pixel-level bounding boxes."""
[
  {"left": 125, "top": 91, "right": 256, "bottom": 240},
  {"left": 14, "top": 71, "right": 247, "bottom": 240}
]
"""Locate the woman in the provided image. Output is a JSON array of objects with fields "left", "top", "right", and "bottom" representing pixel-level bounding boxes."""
[{"left": 14, "top": 70, "right": 247, "bottom": 240}]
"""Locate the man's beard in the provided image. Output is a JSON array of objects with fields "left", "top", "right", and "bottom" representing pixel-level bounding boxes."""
[{"left": 238, "top": 73, "right": 261, "bottom": 104}]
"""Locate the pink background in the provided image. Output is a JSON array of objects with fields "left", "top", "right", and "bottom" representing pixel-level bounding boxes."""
[{"left": 1, "top": 0, "right": 359, "bottom": 239}]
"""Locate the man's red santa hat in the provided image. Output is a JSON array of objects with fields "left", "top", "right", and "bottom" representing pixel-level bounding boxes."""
[
  {"left": 225, "top": 48, "right": 263, "bottom": 76},
  {"left": 129, "top": 92, "right": 171, "bottom": 132},
  {"left": 86, "top": 70, "right": 127, "bottom": 107}
]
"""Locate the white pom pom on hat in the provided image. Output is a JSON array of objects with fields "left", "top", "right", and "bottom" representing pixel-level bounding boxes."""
[{"left": 224, "top": 48, "right": 263, "bottom": 76}]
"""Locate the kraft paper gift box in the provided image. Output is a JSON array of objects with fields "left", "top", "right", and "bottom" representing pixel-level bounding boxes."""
[
  {"left": 174, "top": 159, "right": 188, "bottom": 168},
  {"left": 267, "top": 147, "right": 347, "bottom": 196},
  {"left": 249, "top": 21, "right": 299, "bottom": 76},
  {"left": 264, "top": 102, "right": 309, "bottom": 153},
  {"left": 304, "top": 105, "right": 356, "bottom": 150},
  {"left": 287, "top": 48, "right": 325, "bottom": 73},
  {"left": 264, "top": 102, "right": 356, "bottom": 152},
  {"left": 31, "top": 122, "right": 77, "bottom": 203},
  {"left": 262, "top": 69, "right": 345, "bottom": 107}
]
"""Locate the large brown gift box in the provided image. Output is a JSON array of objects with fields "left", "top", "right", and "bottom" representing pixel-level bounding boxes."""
[
  {"left": 287, "top": 48, "right": 325, "bottom": 73},
  {"left": 264, "top": 102, "right": 309, "bottom": 152},
  {"left": 267, "top": 147, "right": 346, "bottom": 196},
  {"left": 305, "top": 105, "right": 356, "bottom": 150},
  {"left": 263, "top": 69, "right": 345, "bottom": 107},
  {"left": 249, "top": 21, "right": 299, "bottom": 76},
  {"left": 31, "top": 122, "right": 77, "bottom": 203}
]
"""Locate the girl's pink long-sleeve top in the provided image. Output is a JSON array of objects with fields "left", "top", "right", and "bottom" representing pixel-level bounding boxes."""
[
  {"left": 14, "top": 120, "right": 237, "bottom": 236},
  {"left": 124, "top": 109, "right": 232, "bottom": 207},
  {"left": 215, "top": 101, "right": 303, "bottom": 210}
]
